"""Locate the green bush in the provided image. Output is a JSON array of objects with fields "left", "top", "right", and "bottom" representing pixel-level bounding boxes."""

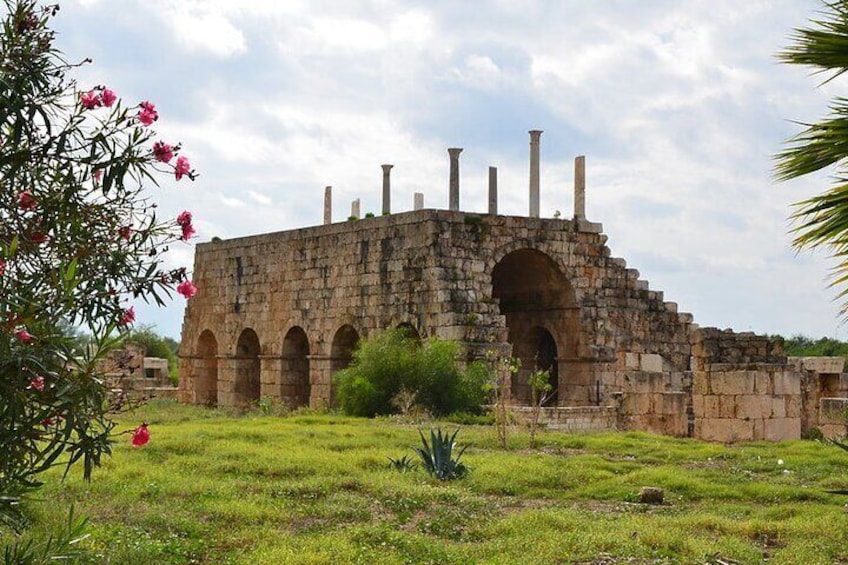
[{"left": 334, "top": 330, "right": 488, "bottom": 417}]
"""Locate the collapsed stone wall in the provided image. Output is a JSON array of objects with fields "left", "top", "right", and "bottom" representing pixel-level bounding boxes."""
[{"left": 691, "top": 329, "right": 801, "bottom": 441}]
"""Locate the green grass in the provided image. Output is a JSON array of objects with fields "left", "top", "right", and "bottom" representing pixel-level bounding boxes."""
[{"left": 5, "top": 399, "right": 848, "bottom": 564}]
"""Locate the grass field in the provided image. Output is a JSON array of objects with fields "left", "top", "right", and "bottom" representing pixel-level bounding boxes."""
[{"left": 9, "top": 400, "right": 848, "bottom": 564}]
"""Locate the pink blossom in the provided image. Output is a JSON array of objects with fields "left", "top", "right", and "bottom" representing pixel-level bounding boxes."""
[
  {"left": 15, "top": 329, "right": 34, "bottom": 344},
  {"left": 137, "top": 101, "right": 158, "bottom": 126},
  {"left": 118, "top": 306, "right": 135, "bottom": 327},
  {"left": 174, "top": 155, "right": 191, "bottom": 181},
  {"left": 118, "top": 225, "right": 132, "bottom": 240},
  {"left": 180, "top": 223, "right": 196, "bottom": 241},
  {"left": 100, "top": 88, "right": 117, "bottom": 107},
  {"left": 176, "top": 210, "right": 192, "bottom": 226},
  {"left": 0, "top": 259, "right": 5, "bottom": 276},
  {"left": 93, "top": 169, "right": 103, "bottom": 183},
  {"left": 80, "top": 89, "right": 101, "bottom": 110},
  {"left": 29, "top": 376, "right": 45, "bottom": 391},
  {"left": 132, "top": 423, "right": 150, "bottom": 447},
  {"left": 17, "top": 190, "right": 36, "bottom": 210},
  {"left": 153, "top": 141, "right": 173, "bottom": 163},
  {"left": 177, "top": 280, "right": 197, "bottom": 299}
]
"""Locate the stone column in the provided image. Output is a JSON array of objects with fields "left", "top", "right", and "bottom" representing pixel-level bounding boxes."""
[
  {"left": 528, "top": 130, "right": 542, "bottom": 218},
  {"left": 488, "top": 166, "right": 498, "bottom": 215},
  {"left": 381, "top": 164, "right": 393, "bottom": 215},
  {"left": 414, "top": 192, "right": 424, "bottom": 210},
  {"left": 259, "top": 354, "right": 282, "bottom": 400},
  {"left": 448, "top": 147, "right": 463, "bottom": 211},
  {"left": 323, "top": 186, "right": 332, "bottom": 225},
  {"left": 307, "top": 354, "right": 332, "bottom": 409},
  {"left": 574, "top": 155, "right": 586, "bottom": 220},
  {"left": 351, "top": 198, "right": 360, "bottom": 219}
]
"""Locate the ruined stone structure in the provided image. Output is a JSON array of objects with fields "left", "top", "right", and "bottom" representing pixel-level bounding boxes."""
[
  {"left": 179, "top": 133, "right": 848, "bottom": 442},
  {"left": 99, "top": 343, "right": 177, "bottom": 399}
]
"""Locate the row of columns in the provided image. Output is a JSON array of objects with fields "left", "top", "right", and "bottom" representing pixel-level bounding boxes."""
[{"left": 322, "top": 130, "right": 587, "bottom": 225}]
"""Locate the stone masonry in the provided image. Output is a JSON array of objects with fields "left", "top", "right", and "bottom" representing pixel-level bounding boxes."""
[{"left": 179, "top": 133, "right": 848, "bottom": 442}]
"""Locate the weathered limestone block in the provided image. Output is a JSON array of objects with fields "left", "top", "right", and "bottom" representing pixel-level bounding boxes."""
[
  {"left": 791, "top": 356, "right": 845, "bottom": 374},
  {"left": 764, "top": 418, "right": 801, "bottom": 441},
  {"left": 640, "top": 353, "right": 663, "bottom": 373}
]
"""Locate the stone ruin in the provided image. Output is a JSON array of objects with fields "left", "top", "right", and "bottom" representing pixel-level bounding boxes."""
[
  {"left": 99, "top": 342, "right": 177, "bottom": 400},
  {"left": 178, "top": 131, "right": 848, "bottom": 441}
]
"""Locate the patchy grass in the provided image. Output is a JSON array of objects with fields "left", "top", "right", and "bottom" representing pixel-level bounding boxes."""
[{"left": 5, "top": 399, "right": 848, "bottom": 564}]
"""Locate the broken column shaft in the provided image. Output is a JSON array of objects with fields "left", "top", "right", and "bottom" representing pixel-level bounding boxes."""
[
  {"left": 448, "top": 148, "right": 462, "bottom": 211},
  {"left": 323, "top": 186, "right": 332, "bottom": 225},
  {"left": 381, "top": 164, "right": 393, "bottom": 215},
  {"left": 574, "top": 155, "right": 586, "bottom": 220},
  {"left": 488, "top": 166, "right": 498, "bottom": 215},
  {"left": 529, "top": 130, "right": 542, "bottom": 218}
]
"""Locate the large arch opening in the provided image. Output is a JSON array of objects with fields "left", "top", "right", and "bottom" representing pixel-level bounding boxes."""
[
  {"left": 195, "top": 330, "right": 218, "bottom": 406},
  {"left": 330, "top": 325, "right": 360, "bottom": 406},
  {"left": 282, "top": 326, "right": 310, "bottom": 409},
  {"left": 234, "top": 328, "right": 261, "bottom": 406},
  {"left": 492, "top": 249, "right": 577, "bottom": 405},
  {"left": 510, "top": 326, "right": 559, "bottom": 405}
]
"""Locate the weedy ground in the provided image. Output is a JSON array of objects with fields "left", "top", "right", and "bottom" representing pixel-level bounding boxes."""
[{"left": 7, "top": 399, "right": 848, "bottom": 564}]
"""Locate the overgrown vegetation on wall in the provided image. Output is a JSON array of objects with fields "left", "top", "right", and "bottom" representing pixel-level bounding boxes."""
[{"left": 333, "top": 329, "right": 489, "bottom": 417}]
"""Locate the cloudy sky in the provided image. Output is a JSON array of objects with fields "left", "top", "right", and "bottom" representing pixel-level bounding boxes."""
[{"left": 50, "top": 0, "right": 846, "bottom": 340}]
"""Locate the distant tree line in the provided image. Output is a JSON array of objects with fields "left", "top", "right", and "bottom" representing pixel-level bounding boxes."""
[{"left": 774, "top": 335, "right": 848, "bottom": 358}]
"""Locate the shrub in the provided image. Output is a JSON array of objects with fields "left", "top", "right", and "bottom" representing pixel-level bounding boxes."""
[{"left": 334, "top": 330, "right": 487, "bottom": 417}]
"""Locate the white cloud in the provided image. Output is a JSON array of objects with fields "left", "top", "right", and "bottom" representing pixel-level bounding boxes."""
[{"left": 159, "top": 2, "right": 246, "bottom": 57}]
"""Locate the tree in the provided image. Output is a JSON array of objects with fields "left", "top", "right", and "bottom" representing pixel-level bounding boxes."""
[
  {"left": 776, "top": 2, "right": 848, "bottom": 315},
  {"left": 0, "top": 0, "right": 197, "bottom": 533}
]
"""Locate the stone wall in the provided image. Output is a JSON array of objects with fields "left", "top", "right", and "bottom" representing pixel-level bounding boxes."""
[
  {"left": 179, "top": 210, "right": 695, "bottom": 411},
  {"left": 510, "top": 405, "right": 618, "bottom": 433},
  {"left": 691, "top": 329, "right": 801, "bottom": 441},
  {"left": 179, "top": 208, "right": 846, "bottom": 442}
]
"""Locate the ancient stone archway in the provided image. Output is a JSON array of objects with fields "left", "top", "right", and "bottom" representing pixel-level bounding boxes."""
[
  {"left": 492, "top": 248, "right": 577, "bottom": 405},
  {"left": 195, "top": 330, "right": 218, "bottom": 406},
  {"left": 234, "top": 328, "right": 261, "bottom": 406},
  {"left": 281, "top": 326, "right": 310, "bottom": 408},
  {"left": 330, "top": 325, "right": 360, "bottom": 405}
]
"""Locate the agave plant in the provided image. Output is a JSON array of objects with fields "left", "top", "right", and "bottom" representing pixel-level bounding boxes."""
[
  {"left": 387, "top": 455, "right": 417, "bottom": 472},
  {"left": 414, "top": 428, "right": 468, "bottom": 481}
]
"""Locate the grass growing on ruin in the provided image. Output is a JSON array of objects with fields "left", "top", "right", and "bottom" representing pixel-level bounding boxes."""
[{"left": 11, "top": 399, "right": 848, "bottom": 564}]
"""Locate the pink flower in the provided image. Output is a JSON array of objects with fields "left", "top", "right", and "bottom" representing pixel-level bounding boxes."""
[
  {"left": 118, "top": 306, "right": 135, "bottom": 327},
  {"left": 137, "top": 101, "right": 158, "bottom": 126},
  {"left": 15, "top": 329, "right": 34, "bottom": 344},
  {"left": 177, "top": 280, "right": 197, "bottom": 299},
  {"left": 132, "top": 423, "right": 150, "bottom": 447},
  {"left": 0, "top": 259, "right": 5, "bottom": 276},
  {"left": 29, "top": 376, "right": 45, "bottom": 391},
  {"left": 17, "top": 190, "right": 36, "bottom": 210},
  {"left": 30, "top": 232, "right": 47, "bottom": 244},
  {"left": 80, "top": 89, "right": 101, "bottom": 109},
  {"left": 93, "top": 169, "right": 103, "bottom": 183},
  {"left": 174, "top": 155, "right": 191, "bottom": 181},
  {"left": 180, "top": 223, "right": 196, "bottom": 241},
  {"left": 100, "top": 88, "right": 117, "bottom": 107},
  {"left": 176, "top": 210, "right": 192, "bottom": 226},
  {"left": 153, "top": 141, "right": 173, "bottom": 163},
  {"left": 118, "top": 225, "right": 132, "bottom": 240}
]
